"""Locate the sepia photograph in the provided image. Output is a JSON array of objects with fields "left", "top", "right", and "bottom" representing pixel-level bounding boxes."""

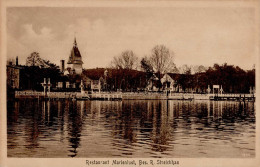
[{"left": 0, "top": 0, "right": 259, "bottom": 167}]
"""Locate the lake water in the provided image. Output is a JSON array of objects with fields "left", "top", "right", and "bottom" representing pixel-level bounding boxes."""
[{"left": 7, "top": 99, "right": 255, "bottom": 158}]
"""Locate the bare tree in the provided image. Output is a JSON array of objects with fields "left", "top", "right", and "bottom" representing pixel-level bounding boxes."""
[
  {"left": 111, "top": 50, "right": 138, "bottom": 70},
  {"left": 178, "top": 64, "right": 191, "bottom": 74},
  {"left": 149, "top": 45, "right": 175, "bottom": 79},
  {"left": 26, "top": 52, "right": 45, "bottom": 67},
  {"left": 192, "top": 65, "right": 207, "bottom": 74},
  {"left": 141, "top": 56, "right": 153, "bottom": 73},
  {"left": 26, "top": 52, "right": 58, "bottom": 68}
]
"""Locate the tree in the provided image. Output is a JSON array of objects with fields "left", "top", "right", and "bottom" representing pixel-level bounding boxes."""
[
  {"left": 140, "top": 56, "right": 154, "bottom": 87},
  {"left": 179, "top": 64, "right": 191, "bottom": 74},
  {"left": 42, "top": 59, "right": 59, "bottom": 69},
  {"left": 111, "top": 50, "right": 138, "bottom": 70},
  {"left": 110, "top": 50, "right": 139, "bottom": 91},
  {"left": 26, "top": 52, "right": 59, "bottom": 69},
  {"left": 192, "top": 65, "right": 207, "bottom": 74},
  {"left": 149, "top": 45, "right": 175, "bottom": 79},
  {"left": 26, "top": 52, "right": 45, "bottom": 67},
  {"left": 200, "top": 63, "right": 255, "bottom": 93},
  {"left": 141, "top": 56, "right": 153, "bottom": 73}
]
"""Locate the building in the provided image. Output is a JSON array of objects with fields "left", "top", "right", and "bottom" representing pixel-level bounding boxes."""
[
  {"left": 146, "top": 73, "right": 161, "bottom": 91},
  {"left": 67, "top": 38, "right": 83, "bottom": 75},
  {"left": 82, "top": 68, "right": 105, "bottom": 92},
  {"left": 161, "top": 73, "right": 182, "bottom": 92},
  {"left": 7, "top": 59, "right": 21, "bottom": 89}
]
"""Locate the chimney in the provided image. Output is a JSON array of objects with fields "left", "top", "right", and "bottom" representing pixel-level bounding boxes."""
[
  {"left": 60, "top": 60, "right": 65, "bottom": 72},
  {"left": 8, "top": 60, "right": 12, "bottom": 65},
  {"left": 16, "top": 56, "right": 18, "bottom": 66}
]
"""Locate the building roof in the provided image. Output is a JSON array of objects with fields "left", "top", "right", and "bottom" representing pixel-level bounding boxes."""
[
  {"left": 67, "top": 38, "right": 83, "bottom": 65},
  {"left": 167, "top": 73, "right": 180, "bottom": 80},
  {"left": 83, "top": 68, "right": 105, "bottom": 80}
]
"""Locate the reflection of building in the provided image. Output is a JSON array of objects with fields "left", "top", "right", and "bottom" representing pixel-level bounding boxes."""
[{"left": 67, "top": 38, "right": 83, "bottom": 75}]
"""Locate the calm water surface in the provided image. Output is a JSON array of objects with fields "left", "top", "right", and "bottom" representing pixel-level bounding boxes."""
[{"left": 7, "top": 99, "right": 255, "bottom": 158}]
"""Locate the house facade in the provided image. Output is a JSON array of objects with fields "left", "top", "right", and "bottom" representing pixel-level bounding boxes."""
[
  {"left": 146, "top": 73, "right": 161, "bottom": 91},
  {"left": 161, "top": 73, "right": 183, "bottom": 92},
  {"left": 7, "top": 61, "right": 21, "bottom": 89}
]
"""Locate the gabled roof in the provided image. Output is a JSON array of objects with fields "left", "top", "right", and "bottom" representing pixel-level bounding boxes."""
[
  {"left": 83, "top": 68, "right": 105, "bottom": 81},
  {"left": 165, "top": 73, "right": 194, "bottom": 80},
  {"left": 167, "top": 73, "right": 180, "bottom": 80}
]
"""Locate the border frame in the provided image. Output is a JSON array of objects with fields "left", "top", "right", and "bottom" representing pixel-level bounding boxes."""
[{"left": 1, "top": 0, "right": 259, "bottom": 167}]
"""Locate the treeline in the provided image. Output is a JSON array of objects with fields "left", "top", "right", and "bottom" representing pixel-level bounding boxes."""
[
  {"left": 108, "top": 45, "right": 255, "bottom": 93},
  {"left": 17, "top": 66, "right": 63, "bottom": 91},
  {"left": 9, "top": 45, "right": 255, "bottom": 94},
  {"left": 84, "top": 63, "right": 255, "bottom": 93},
  {"left": 83, "top": 68, "right": 147, "bottom": 92},
  {"left": 194, "top": 63, "right": 255, "bottom": 93}
]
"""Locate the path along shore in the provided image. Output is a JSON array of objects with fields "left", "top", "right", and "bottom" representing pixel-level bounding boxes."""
[{"left": 14, "top": 91, "right": 255, "bottom": 101}]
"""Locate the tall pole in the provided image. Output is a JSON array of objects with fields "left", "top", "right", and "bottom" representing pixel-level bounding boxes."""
[
  {"left": 44, "top": 78, "right": 46, "bottom": 95},
  {"left": 81, "top": 80, "right": 84, "bottom": 95},
  {"left": 48, "top": 78, "right": 51, "bottom": 93}
]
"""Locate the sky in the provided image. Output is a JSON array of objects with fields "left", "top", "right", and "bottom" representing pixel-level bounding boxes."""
[{"left": 7, "top": 7, "right": 256, "bottom": 70}]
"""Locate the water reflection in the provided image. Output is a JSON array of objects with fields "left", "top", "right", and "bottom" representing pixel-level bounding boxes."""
[{"left": 7, "top": 99, "right": 255, "bottom": 158}]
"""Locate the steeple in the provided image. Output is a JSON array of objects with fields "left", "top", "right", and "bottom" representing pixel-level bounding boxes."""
[
  {"left": 67, "top": 37, "right": 83, "bottom": 75},
  {"left": 74, "top": 37, "right": 77, "bottom": 47}
]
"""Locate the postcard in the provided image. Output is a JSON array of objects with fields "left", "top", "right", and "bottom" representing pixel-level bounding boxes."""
[{"left": 0, "top": 0, "right": 259, "bottom": 167}]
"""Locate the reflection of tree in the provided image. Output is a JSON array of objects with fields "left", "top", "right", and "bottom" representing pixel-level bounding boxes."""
[
  {"left": 24, "top": 100, "right": 63, "bottom": 149},
  {"left": 106, "top": 100, "right": 175, "bottom": 153},
  {"left": 7, "top": 99, "right": 256, "bottom": 157},
  {"left": 109, "top": 101, "right": 137, "bottom": 143},
  {"left": 7, "top": 101, "right": 20, "bottom": 150},
  {"left": 151, "top": 101, "right": 172, "bottom": 152},
  {"left": 67, "top": 101, "right": 84, "bottom": 157},
  {"left": 54, "top": 100, "right": 67, "bottom": 142},
  {"left": 22, "top": 99, "right": 42, "bottom": 149}
]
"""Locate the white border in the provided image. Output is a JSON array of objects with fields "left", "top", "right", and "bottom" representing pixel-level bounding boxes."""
[{"left": 0, "top": 1, "right": 259, "bottom": 167}]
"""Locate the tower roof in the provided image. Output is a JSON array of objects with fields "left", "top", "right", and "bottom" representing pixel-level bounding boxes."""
[{"left": 67, "top": 37, "right": 83, "bottom": 64}]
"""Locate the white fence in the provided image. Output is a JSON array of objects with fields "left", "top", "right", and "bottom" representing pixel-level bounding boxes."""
[
  {"left": 15, "top": 91, "right": 43, "bottom": 96},
  {"left": 91, "top": 93, "right": 122, "bottom": 99},
  {"left": 15, "top": 91, "right": 255, "bottom": 100}
]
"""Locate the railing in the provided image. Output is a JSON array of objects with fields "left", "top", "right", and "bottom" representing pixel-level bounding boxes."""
[
  {"left": 91, "top": 93, "right": 122, "bottom": 99},
  {"left": 15, "top": 91, "right": 43, "bottom": 96},
  {"left": 14, "top": 91, "right": 255, "bottom": 100},
  {"left": 210, "top": 93, "right": 255, "bottom": 97}
]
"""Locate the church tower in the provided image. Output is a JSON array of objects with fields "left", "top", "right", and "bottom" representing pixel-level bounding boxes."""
[{"left": 67, "top": 38, "right": 83, "bottom": 75}]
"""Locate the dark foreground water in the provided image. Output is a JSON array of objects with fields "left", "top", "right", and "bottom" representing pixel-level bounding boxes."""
[{"left": 7, "top": 99, "right": 255, "bottom": 158}]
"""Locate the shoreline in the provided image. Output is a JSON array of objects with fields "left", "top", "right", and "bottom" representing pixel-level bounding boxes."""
[{"left": 12, "top": 91, "right": 255, "bottom": 102}]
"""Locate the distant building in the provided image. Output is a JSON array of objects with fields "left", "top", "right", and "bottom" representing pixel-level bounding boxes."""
[
  {"left": 161, "top": 73, "right": 182, "bottom": 92},
  {"left": 7, "top": 60, "right": 21, "bottom": 89},
  {"left": 146, "top": 73, "right": 161, "bottom": 91},
  {"left": 85, "top": 76, "right": 104, "bottom": 92},
  {"left": 82, "top": 68, "right": 105, "bottom": 92},
  {"left": 67, "top": 38, "right": 83, "bottom": 75}
]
